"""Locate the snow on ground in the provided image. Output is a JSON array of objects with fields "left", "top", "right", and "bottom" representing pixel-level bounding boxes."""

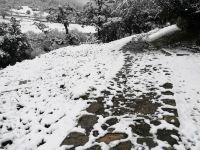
[
  {"left": 135, "top": 49, "right": 200, "bottom": 150},
  {"left": 0, "top": 36, "right": 133, "bottom": 150},
  {"left": 17, "top": 19, "right": 96, "bottom": 34},
  {"left": 11, "top": 6, "right": 35, "bottom": 16},
  {"left": 160, "top": 49, "right": 200, "bottom": 150}
]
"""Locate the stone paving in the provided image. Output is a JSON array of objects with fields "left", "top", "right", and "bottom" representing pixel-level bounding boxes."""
[{"left": 60, "top": 41, "right": 185, "bottom": 150}]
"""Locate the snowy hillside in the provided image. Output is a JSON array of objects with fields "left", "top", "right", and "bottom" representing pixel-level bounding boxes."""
[{"left": 0, "top": 36, "right": 133, "bottom": 150}]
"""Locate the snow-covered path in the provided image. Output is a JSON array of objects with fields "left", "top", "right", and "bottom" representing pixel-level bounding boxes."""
[{"left": 0, "top": 35, "right": 200, "bottom": 150}]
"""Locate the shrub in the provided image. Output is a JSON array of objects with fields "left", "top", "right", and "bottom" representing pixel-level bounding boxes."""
[
  {"left": 0, "top": 18, "right": 32, "bottom": 68},
  {"left": 27, "top": 29, "right": 85, "bottom": 58}
]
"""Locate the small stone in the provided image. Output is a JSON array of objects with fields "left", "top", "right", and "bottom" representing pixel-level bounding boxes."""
[
  {"left": 80, "top": 94, "right": 89, "bottom": 100},
  {"left": 86, "top": 102, "right": 104, "bottom": 115},
  {"left": 107, "top": 128, "right": 115, "bottom": 133},
  {"left": 60, "top": 84, "right": 65, "bottom": 89},
  {"left": 150, "top": 120, "right": 161, "bottom": 126},
  {"left": 87, "top": 145, "right": 101, "bottom": 150},
  {"left": 1, "top": 140, "right": 13, "bottom": 148},
  {"left": 93, "top": 130, "right": 99, "bottom": 137},
  {"left": 161, "top": 108, "right": 178, "bottom": 117},
  {"left": 161, "top": 99, "right": 176, "bottom": 106},
  {"left": 110, "top": 141, "right": 133, "bottom": 150},
  {"left": 61, "top": 132, "right": 89, "bottom": 147},
  {"left": 101, "top": 90, "right": 111, "bottom": 95},
  {"left": 78, "top": 115, "right": 98, "bottom": 134},
  {"left": 19, "top": 80, "right": 28, "bottom": 85},
  {"left": 130, "top": 120, "right": 152, "bottom": 137},
  {"left": 105, "top": 118, "right": 118, "bottom": 126},
  {"left": 163, "top": 116, "right": 180, "bottom": 127},
  {"left": 101, "top": 124, "right": 108, "bottom": 130},
  {"left": 161, "top": 91, "right": 174, "bottom": 96},
  {"left": 161, "top": 83, "right": 173, "bottom": 89},
  {"left": 96, "top": 133, "right": 128, "bottom": 144}
]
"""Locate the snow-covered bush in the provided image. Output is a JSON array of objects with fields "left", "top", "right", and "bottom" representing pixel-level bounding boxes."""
[
  {"left": 27, "top": 29, "right": 83, "bottom": 58},
  {"left": 100, "top": 17, "right": 124, "bottom": 42},
  {"left": 0, "top": 18, "right": 32, "bottom": 68}
]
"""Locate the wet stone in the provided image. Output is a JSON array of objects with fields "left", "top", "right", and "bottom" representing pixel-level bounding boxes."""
[
  {"left": 137, "top": 138, "right": 158, "bottom": 148},
  {"left": 163, "top": 147, "right": 176, "bottom": 150},
  {"left": 130, "top": 120, "right": 152, "bottom": 137},
  {"left": 161, "top": 83, "right": 173, "bottom": 89},
  {"left": 161, "top": 91, "right": 174, "bottom": 96},
  {"left": 161, "top": 108, "right": 178, "bottom": 117},
  {"left": 87, "top": 145, "right": 101, "bottom": 150},
  {"left": 101, "top": 124, "right": 109, "bottom": 130},
  {"left": 107, "top": 128, "right": 115, "bottom": 133},
  {"left": 78, "top": 115, "right": 98, "bottom": 134},
  {"left": 132, "top": 99, "right": 160, "bottom": 115},
  {"left": 61, "top": 132, "right": 89, "bottom": 147},
  {"left": 157, "top": 129, "right": 180, "bottom": 146},
  {"left": 1, "top": 140, "right": 13, "bottom": 148},
  {"left": 96, "top": 133, "right": 128, "bottom": 144},
  {"left": 150, "top": 120, "right": 161, "bottom": 126},
  {"left": 110, "top": 141, "right": 133, "bottom": 150},
  {"left": 79, "top": 93, "right": 90, "bottom": 100},
  {"left": 86, "top": 102, "right": 105, "bottom": 115},
  {"left": 163, "top": 116, "right": 180, "bottom": 127},
  {"left": 93, "top": 130, "right": 99, "bottom": 137},
  {"left": 105, "top": 118, "right": 118, "bottom": 126},
  {"left": 161, "top": 99, "right": 176, "bottom": 106}
]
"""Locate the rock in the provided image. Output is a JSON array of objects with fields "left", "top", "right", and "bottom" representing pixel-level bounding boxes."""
[
  {"left": 110, "top": 141, "right": 133, "bottom": 150},
  {"left": 132, "top": 98, "right": 160, "bottom": 115},
  {"left": 93, "top": 130, "right": 99, "bottom": 137},
  {"left": 19, "top": 80, "right": 29, "bottom": 85},
  {"left": 96, "top": 133, "right": 128, "bottom": 144},
  {"left": 107, "top": 128, "right": 115, "bottom": 133},
  {"left": 61, "top": 132, "right": 89, "bottom": 147},
  {"left": 130, "top": 120, "right": 152, "bottom": 136},
  {"left": 176, "top": 53, "right": 190, "bottom": 56},
  {"left": 78, "top": 115, "right": 98, "bottom": 134},
  {"left": 87, "top": 145, "right": 101, "bottom": 150},
  {"left": 79, "top": 94, "right": 90, "bottom": 100},
  {"left": 137, "top": 138, "right": 158, "bottom": 148},
  {"left": 1, "top": 140, "right": 13, "bottom": 148},
  {"left": 86, "top": 102, "right": 105, "bottom": 115},
  {"left": 150, "top": 120, "right": 161, "bottom": 126},
  {"left": 105, "top": 118, "right": 118, "bottom": 126},
  {"left": 161, "top": 83, "right": 173, "bottom": 89},
  {"left": 163, "top": 116, "right": 180, "bottom": 127},
  {"left": 157, "top": 129, "right": 180, "bottom": 146},
  {"left": 101, "top": 124, "right": 109, "bottom": 130},
  {"left": 101, "top": 90, "right": 111, "bottom": 95},
  {"left": 161, "top": 99, "right": 176, "bottom": 106},
  {"left": 161, "top": 108, "right": 178, "bottom": 117},
  {"left": 163, "top": 147, "right": 176, "bottom": 150},
  {"left": 161, "top": 91, "right": 174, "bottom": 96}
]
